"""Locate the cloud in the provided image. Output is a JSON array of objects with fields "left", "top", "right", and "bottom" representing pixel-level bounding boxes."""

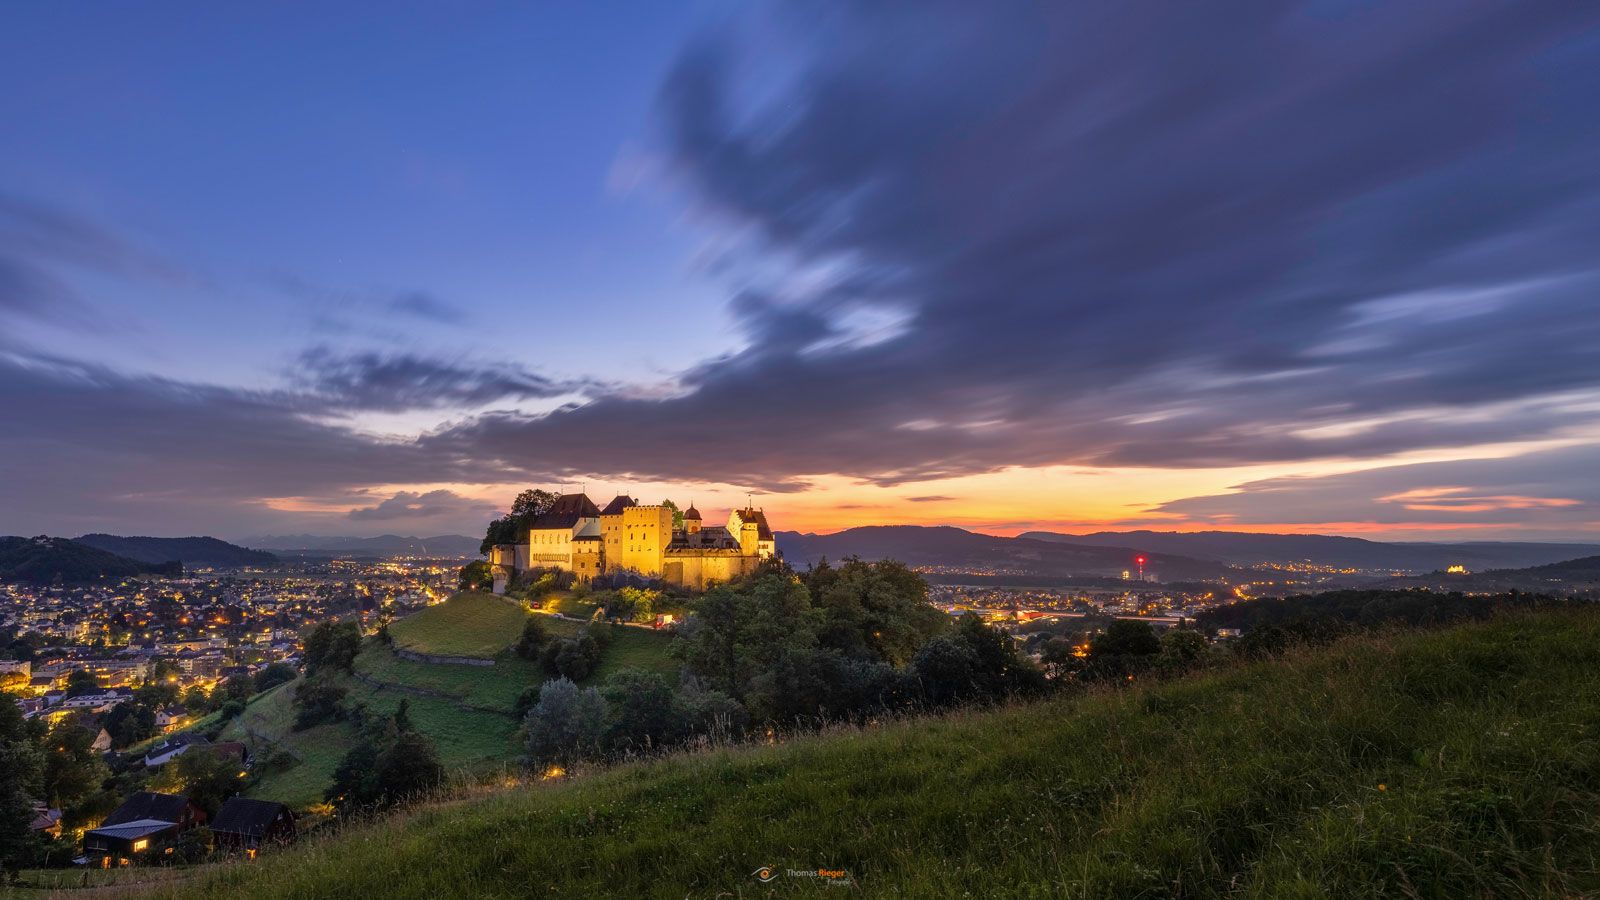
[
  {"left": 906, "top": 495, "right": 954, "bottom": 503},
  {"left": 347, "top": 489, "right": 491, "bottom": 521},
  {"left": 291, "top": 348, "right": 596, "bottom": 414},
  {"left": 413, "top": 2, "right": 1600, "bottom": 490},
  {"left": 0, "top": 350, "right": 531, "bottom": 536},
  {"left": 1151, "top": 444, "right": 1600, "bottom": 532},
  {"left": 385, "top": 291, "right": 467, "bottom": 325},
  {"left": 0, "top": 192, "right": 188, "bottom": 326}
]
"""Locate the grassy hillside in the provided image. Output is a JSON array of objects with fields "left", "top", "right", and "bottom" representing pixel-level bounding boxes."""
[
  {"left": 226, "top": 593, "right": 677, "bottom": 808},
  {"left": 157, "top": 608, "right": 1600, "bottom": 898},
  {"left": 219, "top": 682, "right": 352, "bottom": 809},
  {"left": 388, "top": 591, "right": 529, "bottom": 659}
]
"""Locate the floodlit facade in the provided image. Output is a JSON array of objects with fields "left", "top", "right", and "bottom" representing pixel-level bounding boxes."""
[{"left": 489, "top": 493, "right": 777, "bottom": 591}]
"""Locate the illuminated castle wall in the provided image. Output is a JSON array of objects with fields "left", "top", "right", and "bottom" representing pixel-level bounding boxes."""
[{"left": 488, "top": 493, "right": 777, "bottom": 591}]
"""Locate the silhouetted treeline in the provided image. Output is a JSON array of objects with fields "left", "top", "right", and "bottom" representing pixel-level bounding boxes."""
[{"left": 1197, "top": 589, "right": 1578, "bottom": 657}]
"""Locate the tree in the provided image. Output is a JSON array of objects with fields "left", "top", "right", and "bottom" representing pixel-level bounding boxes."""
[
  {"left": 147, "top": 658, "right": 182, "bottom": 685},
  {"left": 480, "top": 490, "right": 561, "bottom": 555},
  {"left": 673, "top": 574, "right": 821, "bottom": 702},
  {"left": 392, "top": 698, "right": 414, "bottom": 734},
  {"left": 327, "top": 736, "right": 381, "bottom": 810},
  {"left": 510, "top": 489, "right": 559, "bottom": 520},
  {"left": 911, "top": 614, "right": 1044, "bottom": 706},
  {"left": 661, "top": 499, "right": 684, "bottom": 530},
  {"left": 910, "top": 634, "right": 982, "bottom": 707},
  {"left": 523, "top": 678, "right": 609, "bottom": 767},
  {"left": 376, "top": 728, "right": 443, "bottom": 802},
  {"left": 254, "top": 662, "right": 297, "bottom": 694},
  {"left": 220, "top": 673, "right": 255, "bottom": 703},
  {"left": 182, "top": 684, "right": 215, "bottom": 714},
  {"left": 460, "top": 559, "right": 495, "bottom": 591},
  {"left": 0, "top": 698, "right": 44, "bottom": 879},
  {"left": 303, "top": 621, "right": 361, "bottom": 674},
  {"left": 42, "top": 721, "right": 109, "bottom": 818},
  {"left": 601, "top": 670, "right": 681, "bottom": 753},
  {"left": 514, "top": 617, "right": 549, "bottom": 660},
  {"left": 1086, "top": 620, "right": 1162, "bottom": 679},
  {"left": 64, "top": 669, "right": 100, "bottom": 697},
  {"left": 103, "top": 702, "right": 157, "bottom": 747},
  {"left": 1091, "top": 620, "right": 1162, "bottom": 658},
  {"left": 292, "top": 674, "right": 347, "bottom": 730},
  {"left": 805, "top": 558, "right": 946, "bottom": 666},
  {"left": 1039, "top": 637, "right": 1084, "bottom": 679},
  {"left": 1157, "top": 628, "right": 1209, "bottom": 673},
  {"left": 151, "top": 747, "right": 243, "bottom": 817}
]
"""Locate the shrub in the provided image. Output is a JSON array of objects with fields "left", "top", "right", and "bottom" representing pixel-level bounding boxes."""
[
  {"left": 524, "top": 678, "right": 609, "bottom": 767},
  {"left": 515, "top": 617, "right": 549, "bottom": 660},
  {"left": 292, "top": 674, "right": 347, "bottom": 731}
]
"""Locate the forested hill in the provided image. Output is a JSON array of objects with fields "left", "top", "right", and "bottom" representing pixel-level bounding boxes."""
[
  {"left": 0, "top": 536, "right": 181, "bottom": 584},
  {"left": 1021, "top": 529, "right": 1600, "bottom": 571},
  {"left": 75, "top": 533, "right": 277, "bottom": 567},
  {"left": 776, "top": 525, "right": 1229, "bottom": 580}
]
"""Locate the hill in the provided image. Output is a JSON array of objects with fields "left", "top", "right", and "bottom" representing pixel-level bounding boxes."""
[
  {"left": 222, "top": 593, "right": 678, "bottom": 807},
  {"left": 75, "top": 533, "right": 278, "bottom": 568},
  {"left": 776, "top": 525, "right": 1229, "bottom": 581},
  {"left": 1377, "top": 554, "right": 1600, "bottom": 595},
  {"left": 155, "top": 608, "right": 1600, "bottom": 898},
  {"left": 1021, "top": 529, "right": 1600, "bottom": 572},
  {"left": 0, "top": 535, "right": 179, "bottom": 584},
  {"left": 243, "top": 534, "right": 481, "bottom": 558}
]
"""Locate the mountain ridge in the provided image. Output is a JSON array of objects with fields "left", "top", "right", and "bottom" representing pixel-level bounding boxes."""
[
  {"left": 75, "top": 533, "right": 277, "bottom": 567},
  {"left": 0, "top": 535, "right": 181, "bottom": 584},
  {"left": 1019, "top": 528, "right": 1600, "bottom": 571}
]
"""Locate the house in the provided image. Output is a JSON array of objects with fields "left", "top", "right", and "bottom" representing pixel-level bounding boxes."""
[
  {"left": 89, "top": 727, "right": 113, "bottom": 753},
  {"left": 83, "top": 819, "right": 181, "bottom": 866},
  {"left": 85, "top": 792, "right": 206, "bottom": 867},
  {"left": 143, "top": 733, "right": 211, "bottom": 768},
  {"left": 29, "top": 804, "right": 62, "bottom": 838},
  {"left": 211, "top": 798, "right": 295, "bottom": 856},
  {"left": 101, "top": 791, "right": 207, "bottom": 830},
  {"left": 155, "top": 705, "right": 188, "bottom": 733}
]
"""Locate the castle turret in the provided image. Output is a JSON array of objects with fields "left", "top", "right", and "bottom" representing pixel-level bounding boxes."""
[{"left": 683, "top": 504, "right": 702, "bottom": 535}]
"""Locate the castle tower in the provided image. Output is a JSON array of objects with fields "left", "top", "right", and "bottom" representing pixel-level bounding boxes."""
[{"left": 683, "top": 503, "right": 702, "bottom": 535}]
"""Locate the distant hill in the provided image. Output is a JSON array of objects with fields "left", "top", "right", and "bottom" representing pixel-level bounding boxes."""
[
  {"left": 1376, "top": 554, "right": 1600, "bottom": 595},
  {"left": 242, "top": 534, "right": 481, "bottom": 558},
  {"left": 0, "top": 535, "right": 181, "bottom": 584},
  {"left": 75, "top": 533, "right": 277, "bottom": 568},
  {"left": 776, "top": 525, "right": 1229, "bottom": 580},
  {"left": 1020, "top": 529, "right": 1600, "bottom": 572}
]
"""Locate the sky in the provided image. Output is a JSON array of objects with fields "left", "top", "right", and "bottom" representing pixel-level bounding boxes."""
[{"left": 3, "top": 1, "right": 1600, "bottom": 543}]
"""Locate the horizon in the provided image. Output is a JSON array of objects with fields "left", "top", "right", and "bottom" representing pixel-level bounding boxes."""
[{"left": 4, "top": 4, "right": 1600, "bottom": 543}]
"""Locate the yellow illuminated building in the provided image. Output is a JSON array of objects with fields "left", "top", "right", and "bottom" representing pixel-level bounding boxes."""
[{"left": 489, "top": 493, "right": 776, "bottom": 591}]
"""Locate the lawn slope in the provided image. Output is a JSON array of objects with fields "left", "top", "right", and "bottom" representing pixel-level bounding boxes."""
[
  {"left": 171, "top": 608, "right": 1600, "bottom": 898},
  {"left": 387, "top": 591, "right": 529, "bottom": 659},
  {"left": 226, "top": 594, "right": 678, "bottom": 808}
]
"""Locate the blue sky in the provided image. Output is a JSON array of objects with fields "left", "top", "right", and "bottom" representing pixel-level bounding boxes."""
[
  {"left": 1, "top": 3, "right": 730, "bottom": 386},
  {"left": 3, "top": 2, "right": 1600, "bottom": 542}
]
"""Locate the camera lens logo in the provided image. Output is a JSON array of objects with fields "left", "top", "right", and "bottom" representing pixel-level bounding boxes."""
[{"left": 752, "top": 866, "right": 778, "bottom": 883}]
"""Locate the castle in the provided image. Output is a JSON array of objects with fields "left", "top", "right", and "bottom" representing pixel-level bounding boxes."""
[{"left": 486, "top": 493, "right": 776, "bottom": 591}]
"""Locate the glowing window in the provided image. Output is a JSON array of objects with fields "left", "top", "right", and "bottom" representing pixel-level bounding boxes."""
[{"left": 131, "top": 839, "right": 149, "bottom": 852}]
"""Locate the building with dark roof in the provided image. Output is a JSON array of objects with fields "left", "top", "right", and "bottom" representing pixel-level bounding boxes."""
[
  {"left": 101, "top": 791, "right": 205, "bottom": 829},
  {"left": 84, "top": 819, "right": 181, "bottom": 866},
  {"left": 87, "top": 792, "right": 204, "bottom": 867},
  {"left": 211, "top": 797, "right": 295, "bottom": 854},
  {"left": 488, "top": 492, "right": 778, "bottom": 591}
]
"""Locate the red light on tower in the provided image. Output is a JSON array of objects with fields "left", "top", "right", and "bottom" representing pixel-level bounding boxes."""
[{"left": 1136, "top": 556, "right": 1146, "bottom": 582}]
